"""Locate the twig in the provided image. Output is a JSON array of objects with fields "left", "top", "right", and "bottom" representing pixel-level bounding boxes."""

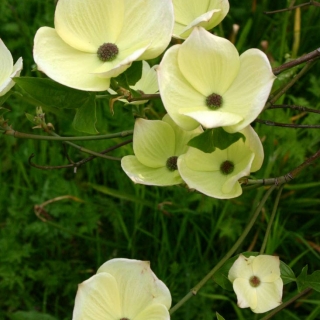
[
  {"left": 265, "top": 1, "right": 320, "bottom": 14},
  {"left": 272, "top": 48, "right": 320, "bottom": 75},
  {"left": 255, "top": 119, "right": 320, "bottom": 129},
  {"left": 267, "top": 104, "right": 320, "bottom": 114}
]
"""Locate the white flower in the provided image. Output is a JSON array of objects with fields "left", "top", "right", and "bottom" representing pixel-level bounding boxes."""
[
  {"left": 121, "top": 114, "right": 202, "bottom": 186},
  {"left": 0, "top": 39, "right": 23, "bottom": 97},
  {"left": 73, "top": 258, "right": 171, "bottom": 320},
  {"left": 177, "top": 125, "right": 264, "bottom": 199},
  {"left": 157, "top": 27, "right": 275, "bottom": 133},
  {"left": 173, "top": 0, "right": 229, "bottom": 39},
  {"left": 33, "top": 0, "right": 174, "bottom": 91},
  {"left": 228, "top": 255, "right": 283, "bottom": 314}
]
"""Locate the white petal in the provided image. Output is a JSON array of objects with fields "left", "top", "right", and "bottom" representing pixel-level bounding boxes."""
[
  {"left": 0, "top": 39, "right": 13, "bottom": 83},
  {"left": 135, "top": 303, "right": 170, "bottom": 320},
  {"left": 0, "top": 56, "right": 22, "bottom": 97},
  {"left": 178, "top": 27, "right": 240, "bottom": 96},
  {"left": 33, "top": 27, "right": 110, "bottom": 91},
  {"left": 72, "top": 272, "right": 121, "bottom": 320},
  {"left": 174, "top": 0, "right": 211, "bottom": 25},
  {"left": 55, "top": 0, "right": 125, "bottom": 52},
  {"left": 180, "top": 108, "right": 243, "bottom": 129},
  {"left": 252, "top": 255, "right": 281, "bottom": 282},
  {"left": 121, "top": 156, "right": 183, "bottom": 186},
  {"left": 252, "top": 279, "right": 283, "bottom": 313},
  {"left": 133, "top": 118, "right": 175, "bottom": 168},
  {"left": 228, "top": 255, "right": 255, "bottom": 282},
  {"left": 233, "top": 278, "right": 258, "bottom": 309},
  {"left": 157, "top": 45, "right": 205, "bottom": 131},
  {"left": 119, "top": 0, "right": 174, "bottom": 60},
  {"left": 223, "top": 49, "right": 276, "bottom": 132},
  {"left": 97, "top": 259, "right": 172, "bottom": 316},
  {"left": 162, "top": 114, "right": 203, "bottom": 156}
]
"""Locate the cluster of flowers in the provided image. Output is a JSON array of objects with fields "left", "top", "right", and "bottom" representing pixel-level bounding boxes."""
[{"left": 73, "top": 256, "right": 282, "bottom": 319}]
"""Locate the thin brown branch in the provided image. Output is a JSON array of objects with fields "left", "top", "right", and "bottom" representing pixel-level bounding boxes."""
[
  {"left": 255, "top": 119, "right": 320, "bottom": 128},
  {"left": 267, "top": 104, "right": 320, "bottom": 114},
  {"left": 264, "top": 1, "right": 320, "bottom": 14}
]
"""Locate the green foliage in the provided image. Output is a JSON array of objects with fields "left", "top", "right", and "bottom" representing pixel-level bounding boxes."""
[
  {"left": 187, "top": 128, "right": 245, "bottom": 153},
  {"left": 297, "top": 266, "right": 320, "bottom": 293}
]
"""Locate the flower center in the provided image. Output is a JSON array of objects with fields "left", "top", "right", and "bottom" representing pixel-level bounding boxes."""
[
  {"left": 166, "top": 156, "right": 178, "bottom": 171},
  {"left": 120, "top": 318, "right": 130, "bottom": 320},
  {"left": 97, "top": 43, "right": 119, "bottom": 61},
  {"left": 220, "top": 160, "right": 234, "bottom": 175},
  {"left": 205, "top": 93, "right": 223, "bottom": 110},
  {"left": 249, "top": 275, "right": 261, "bottom": 288}
]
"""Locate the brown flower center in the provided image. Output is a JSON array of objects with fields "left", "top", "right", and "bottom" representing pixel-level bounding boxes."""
[
  {"left": 205, "top": 93, "right": 223, "bottom": 110},
  {"left": 166, "top": 156, "right": 178, "bottom": 171},
  {"left": 97, "top": 43, "right": 119, "bottom": 61},
  {"left": 220, "top": 160, "right": 234, "bottom": 175},
  {"left": 249, "top": 275, "right": 261, "bottom": 288}
]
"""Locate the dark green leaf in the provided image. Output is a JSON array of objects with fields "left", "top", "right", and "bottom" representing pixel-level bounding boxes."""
[
  {"left": 297, "top": 265, "right": 308, "bottom": 292},
  {"left": 216, "top": 312, "right": 226, "bottom": 320},
  {"left": 280, "top": 261, "right": 296, "bottom": 285},
  {"left": 14, "top": 77, "right": 91, "bottom": 109},
  {"left": 213, "top": 252, "right": 259, "bottom": 291},
  {"left": 9, "top": 311, "right": 58, "bottom": 320},
  {"left": 0, "top": 91, "right": 12, "bottom": 106},
  {"left": 125, "top": 61, "right": 142, "bottom": 86},
  {"left": 297, "top": 266, "right": 320, "bottom": 292},
  {"left": 0, "top": 107, "right": 10, "bottom": 116},
  {"left": 188, "top": 127, "right": 245, "bottom": 153},
  {"left": 72, "top": 94, "right": 98, "bottom": 134}
]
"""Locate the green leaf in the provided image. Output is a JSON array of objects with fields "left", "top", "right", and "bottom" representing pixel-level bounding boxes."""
[
  {"left": 0, "top": 90, "right": 12, "bottom": 106},
  {"left": 114, "top": 61, "right": 143, "bottom": 89},
  {"left": 72, "top": 94, "right": 98, "bottom": 134},
  {"left": 216, "top": 312, "right": 226, "bottom": 320},
  {"left": 213, "top": 252, "right": 259, "bottom": 291},
  {"left": 188, "top": 127, "right": 245, "bottom": 153},
  {"left": 25, "top": 113, "right": 36, "bottom": 124},
  {"left": 297, "top": 265, "right": 320, "bottom": 292},
  {"left": 14, "top": 77, "right": 91, "bottom": 109},
  {"left": 280, "top": 260, "right": 296, "bottom": 285},
  {"left": 0, "top": 107, "right": 10, "bottom": 116},
  {"left": 9, "top": 311, "right": 58, "bottom": 320}
]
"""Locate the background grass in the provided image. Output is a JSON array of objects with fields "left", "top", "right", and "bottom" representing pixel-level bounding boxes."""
[{"left": 1, "top": 0, "right": 320, "bottom": 319}]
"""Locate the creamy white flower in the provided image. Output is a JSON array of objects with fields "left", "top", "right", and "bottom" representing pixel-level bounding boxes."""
[
  {"left": 73, "top": 258, "right": 171, "bottom": 320},
  {"left": 34, "top": 0, "right": 174, "bottom": 91},
  {"left": 0, "top": 39, "right": 23, "bottom": 97},
  {"left": 173, "top": 0, "right": 229, "bottom": 39},
  {"left": 177, "top": 125, "right": 264, "bottom": 199},
  {"left": 228, "top": 255, "right": 283, "bottom": 314},
  {"left": 121, "top": 114, "right": 202, "bottom": 186},
  {"left": 157, "top": 27, "right": 276, "bottom": 133}
]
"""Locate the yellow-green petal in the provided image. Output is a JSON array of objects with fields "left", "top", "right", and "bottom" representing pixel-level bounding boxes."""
[
  {"left": 252, "top": 256, "right": 281, "bottom": 282},
  {"left": 228, "top": 255, "right": 255, "bottom": 282},
  {"left": 134, "top": 303, "right": 170, "bottom": 320},
  {"left": 233, "top": 278, "right": 258, "bottom": 309}
]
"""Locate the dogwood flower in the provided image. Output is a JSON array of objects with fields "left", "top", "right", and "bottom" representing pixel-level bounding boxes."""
[
  {"left": 228, "top": 255, "right": 283, "bottom": 314},
  {"left": 177, "top": 125, "right": 264, "bottom": 199},
  {"left": 0, "top": 39, "right": 22, "bottom": 97},
  {"left": 157, "top": 27, "right": 275, "bottom": 133},
  {"left": 34, "top": 0, "right": 174, "bottom": 91},
  {"left": 73, "top": 258, "right": 171, "bottom": 320},
  {"left": 173, "top": 0, "right": 229, "bottom": 39},
  {"left": 121, "top": 114, "right": 202, "bottom": 186}
]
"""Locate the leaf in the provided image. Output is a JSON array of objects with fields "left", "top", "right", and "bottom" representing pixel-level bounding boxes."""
[
  {"left": 216, "top": 312, "right": 226, "bottom": 320},
  {"left": 188, "top": 127, "right": 245, "bottom": 153},
  {"left": 25, "top": 113, "right": 36, "bottom": 124},
  {"left": 297, "top": 265, "right": 320, "bottom": 292},
  {"left": 9, "top": 311, "right": 58, "bottom": 320},
  {"left": 213, "top": 252, "right": 259, "bottom": 291},
  {"left": 0, "top": 90, "right": 12, "bottom": 106},
  {"left": 114, "top": 61, "right": 143, "bottom": 88},
  {"left": 14, "top": 77, "right": 91, "bottom": 109},
  {"left": 0, "top": 107, "right": 10, "bottom": 116},
  {"left": 72, "top": 94, "right": 98, "bottom": 134},
  {"left": 280, "top": 260, "right": 296, "bottom": 285}
]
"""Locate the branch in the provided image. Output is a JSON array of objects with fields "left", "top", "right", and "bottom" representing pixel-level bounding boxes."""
[
  {"left": 272, "top": 48, "right": 320, "bottom": 75},
  {"left": 265, "top": 1, "right": 320, "bottom": 14},
  {"left": 267, "top": 104, "right": 320, "bottom": 114},
  {"left": 255, "top": 119, "right": 320, "bottom": 129}
]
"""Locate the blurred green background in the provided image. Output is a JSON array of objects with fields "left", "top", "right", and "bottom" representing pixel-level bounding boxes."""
[{"left": 1, "top": 0, "right": 320, "bottom": 319}]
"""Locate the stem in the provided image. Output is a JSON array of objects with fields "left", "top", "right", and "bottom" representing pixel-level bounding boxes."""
[
  {"left": 272, "top": 48, "right": 320, "bottom": 75},
  {"left": 260, "top": 185, "right": 284, "bottom": 254},
  {"left": 260, "top": 288, "right": 312, "bottom": 320},
  {"left": 3, "top": 128, "right": 133, "bottom": 141},
  {"left": 267, "top": 104, "right": 320, "bottom": 114},
  {"left": 255, "top": 119, "right": 320, "bottom": 129},
  {"left": 264, "top": 1, "right": 320, "bottom": 14},
  {"left": 169, "top": 186, "right": 277, "bottom": 315}
]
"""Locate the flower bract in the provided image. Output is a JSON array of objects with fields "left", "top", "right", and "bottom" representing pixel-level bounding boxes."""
[
  {"left": 73, "top": 258, "right": 171, "bottom": 320},
  {"left": 121, "top": 114, "right": 202, "bottom": 186},
  {"left": 157, "top": 27, "right": 275, "bottom": 133},
  {"left": 228, "top": 254, "right": 283, "bottom": 314},
  {"left": 177, "top": 125, "right": 264, "bottom": 199},
  {"left": 0, "top": 39, "right": 23, "bottom": 97},
  {"left": 173, "top": 0, "right": 229, "bottom": 39},
  {"left": 33, "top": 0, "right": 174, "bottom": 91}
]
